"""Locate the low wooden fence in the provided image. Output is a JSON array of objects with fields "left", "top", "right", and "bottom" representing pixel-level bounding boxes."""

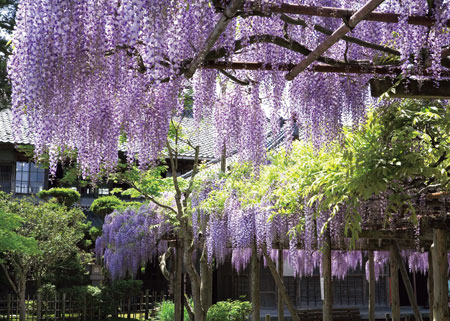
[{"left": 0, "top": 291, "right": 169, "bottom": 321}]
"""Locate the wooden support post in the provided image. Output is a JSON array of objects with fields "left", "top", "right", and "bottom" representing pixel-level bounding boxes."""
[
  {"left": 392, "top": 242, "right": 423, "bottom": 321},
  {"left": 277, "top": 248, "right": 284, "bottom": 321},
  {"left": 7, "top": 294, "right": 11, "bottom": 321},
  {"left": 82, "top": 295, "right": 86, "bottom": 321},
  {"left": 251, "top": 242, "right": 260, "bottom": 321},
  {"left": 144, "top": 290, "right": 149, "bottom": 320},
  {"left": 262, "top": 247, "right": 300, "bottom": 321},
  {"left": 368, "top": 251, "right": 376, "bottom": 321},
  {"left": 389, "top": 247, "right": 400, "bottom": 321},
  {"left": 428, "top": 251, "right": 434, "bottom": 321},
  {"left": 54, "top": 293, "right": 57, "bottom": 321},
  {"left": 432, "top": 229, "right": 448, "bottom": 321},
  {"left": 62, "top": 293, "right": 66, "bottom": 321},
  {"left": 265, "top": 314, "right": 271, "bottom": 321},
  {"left": 83, "top": 295, "right": 87, "bottom": 321},
  {"left": 323, "top": 233, "right": 333, "bottom": 321},
  {"left": 127, "top": 298, "right": 131, "bottom": 319},
  {"left": 174, "top": 240, "right": 184, "bottom": 321}
]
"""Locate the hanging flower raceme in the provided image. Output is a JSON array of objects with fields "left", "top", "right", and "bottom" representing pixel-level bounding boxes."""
[
  {"left": 11, "top": 0, "right": 449, "bottom": 178},
  {"left": 95, "top": 203, "right": 171, "bottom": 279}
]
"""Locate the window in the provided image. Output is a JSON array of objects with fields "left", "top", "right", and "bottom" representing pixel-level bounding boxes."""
[
  {"left": 0, "top": 165, "right": 12, "bottom": 193},
  {"left": 15, "top": 162, "right": 46, "bottom": 194},
  {"left": 98, "top": 188, "right": 109, "bottom": 195}
]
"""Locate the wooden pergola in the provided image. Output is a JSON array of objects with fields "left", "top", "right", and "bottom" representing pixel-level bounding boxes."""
[
  {"left": 263, "top": 194, "right": 450, "bottom": 321},
  {"left": 176, "top": 1, "right": 450, "bottom": 321},
  {"left": 182, "top": 0, "right": 450, "bottom": 98}
]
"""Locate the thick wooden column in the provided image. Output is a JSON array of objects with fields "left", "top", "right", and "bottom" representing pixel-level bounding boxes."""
[
  {"left": 322, "top": 233, "right": 332, "bottom": 321},
  {"left": 389, "top": 247, "right": 400, "bottom": 321},
  {"left": 278, "top": 248, "right": 285, "bottom": 321},
  {"left": 432, "top": 229, "right": 448, "bottom": 321},
  {"left": 428, "top": 251, "right": 434, "bottom": 321},
  {"left": 251, "top": 242, "right": 260, "bottom": 321},
  {"left": 368, "top": 251, "right": 376, "bottom": 321}
]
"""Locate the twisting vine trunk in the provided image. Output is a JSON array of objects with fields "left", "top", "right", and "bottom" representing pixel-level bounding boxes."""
[{"left": 166, "top": 123, "right": 211, "bottom": 321}]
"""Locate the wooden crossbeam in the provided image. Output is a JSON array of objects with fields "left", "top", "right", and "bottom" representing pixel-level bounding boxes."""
[
  {"left": 250, "top": 2, "right": 450, "bottom": 27},
  {"left": 203, "top": 61, "right": 450, "bottom": 78},
  {"left": 285, "top": 0, "right": 386, "bottom": 80},
  {"left": 370, "top": 77, "right": 450, "bottom": 99},
  {"left": 184, "top": 0, "right": 244, "bottom": 78}
]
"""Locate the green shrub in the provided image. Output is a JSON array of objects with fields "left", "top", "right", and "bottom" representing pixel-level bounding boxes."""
[
  {"left": 90, "top": 196, "right": 123, "bottom": 217},
  {"left": 38, "top": 188, "right": 80, "bottom": 207},
  {"left": 101, "top": 280, "right": 143, "bottom": 316},
  {"left": 207, "top": 300, "right": 251, "bottom": 321},
  {"left": 155, "top": 300, "right": 189, "bottom": 321}
]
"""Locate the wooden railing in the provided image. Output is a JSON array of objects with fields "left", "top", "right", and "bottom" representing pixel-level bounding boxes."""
[{"left": 0, "top": 291, "right": 169, "bottom": 321}]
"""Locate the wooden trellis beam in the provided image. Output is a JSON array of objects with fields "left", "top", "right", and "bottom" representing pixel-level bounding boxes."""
[
  {"left": 203, "top": 61, "right": 450, "bottom": 78},
  {"left": 370, "top": 77, "right": 450, "bottom": 99},
  {"left": 248, "top": 1, "right": 450, "bottom": 27},
  {"left": 285, "top": 0, "right": 386, "bottom": 80},
  {"left": 184, "top": 0, "right": 245, "bottom": 79}
]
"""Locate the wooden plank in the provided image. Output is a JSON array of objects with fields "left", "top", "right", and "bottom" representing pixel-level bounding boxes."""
[
  {"left": 285, "top": 0, "right": 386, "bottom": 80},
  {"left": 370, "top": 77, "right": 450, "bottom": 98},
  {"left": 389, "top": 247, "right": 400, "bottom": 321},
  {"left": 368, "top": 251, "right": 376, "bottom": 321},
  {"left": 432, "top": 229, "right": 449, "bottom": 321},
  {"left": 392, "top": 241, "right": 423, "bottom": 321}
]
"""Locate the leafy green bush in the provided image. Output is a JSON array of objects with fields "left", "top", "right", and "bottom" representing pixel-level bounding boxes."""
[
  {"left": 90, "top": 196, "right": 141, "bottom": 218},
  {"left": 155, "top": 300, "right": 189, "bottom": 321},
  {"left": 38, "top": 188, "right": 80, "bottom": 207},
  {"left": 90, "top": 196, "right": 123, "bottom": 217},
  {"left": 65, "top": 285, "right": 102, "bottom": 304},
  {"left": 101, "top": 280, "right": 143, "bottom": 316},
  {"left": 207, "top": 300, "right": 251, "bottom": 321}
]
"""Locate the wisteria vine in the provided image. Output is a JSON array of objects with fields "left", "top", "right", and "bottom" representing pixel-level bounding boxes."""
[{"left": 9, "top": 0, "right": 450, "bottom": 178}]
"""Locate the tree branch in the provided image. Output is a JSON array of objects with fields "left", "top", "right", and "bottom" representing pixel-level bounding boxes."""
[
  {"left": 219, "top": 69, "right": 250, "bottom": 85},
  {"left": 1, "top": 263, "right": 18, "bottom": 294},
  {"left": 128, "top": 181, "right": 178, "bottom": 215},
  {"left": 204, "top": 34, "right": 344, "bottom": 66}
]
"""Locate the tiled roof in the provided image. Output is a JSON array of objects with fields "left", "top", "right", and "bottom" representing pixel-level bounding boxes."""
[
  {"left": 0, "top": 108, "right": 218, "bottom": 159},
  {"left": 0, "top": 109, "right": 33, "bottom": 145},
  {"left": 0, "top": 108, "right": 288, "bottom": 163},
  {"left": 178, "top": 117, "right": 217, "bottom": 160}
]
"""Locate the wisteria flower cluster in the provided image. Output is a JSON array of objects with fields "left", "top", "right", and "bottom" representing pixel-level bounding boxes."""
[
  {"left": 9, "top": 0, "right": 450, "bottom": 179},
  {"left": 95, "top": 203, "right": 171, "bottom": 279}
]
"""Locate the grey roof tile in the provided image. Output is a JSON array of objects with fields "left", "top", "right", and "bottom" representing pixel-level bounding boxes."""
[{"left": 0, "top": 109, "right": 32, "bottom": 145}]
